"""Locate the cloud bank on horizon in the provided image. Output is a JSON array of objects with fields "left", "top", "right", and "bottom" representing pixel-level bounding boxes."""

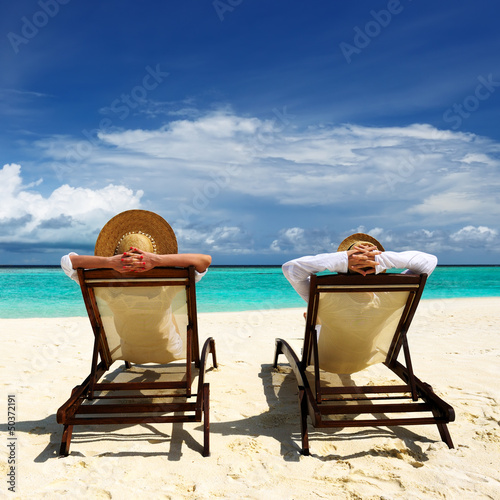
[{"left": 2, "top": 110, "right": 499, "bottom": 264}]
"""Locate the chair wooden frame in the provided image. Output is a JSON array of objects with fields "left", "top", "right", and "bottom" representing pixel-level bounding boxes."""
[
  {"left": 57, "top": 266, "right": 217, "bottom": 457},
  {"left": 273, "top": 273, "right": 454, "bottom": 455}
]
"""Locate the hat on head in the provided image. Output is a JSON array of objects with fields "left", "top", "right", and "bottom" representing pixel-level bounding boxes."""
[
  {"left": 337, "top": 232, "right": 385, "bottom": 252},
  {"left": 94, "top": 209, "right": 178, "bottom": 256}
]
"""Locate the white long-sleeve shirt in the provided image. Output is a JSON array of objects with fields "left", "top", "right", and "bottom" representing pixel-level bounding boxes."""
[{"left": 282, "top": 250, "right": 438, "bottom": 302}]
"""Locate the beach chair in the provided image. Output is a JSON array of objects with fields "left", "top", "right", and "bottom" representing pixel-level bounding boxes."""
[
  {"left": 57, "top": 266, "right": 217, "bottom": 457},
  {"left": 273, "top": 273, "right": 454, "bottom": 455}
]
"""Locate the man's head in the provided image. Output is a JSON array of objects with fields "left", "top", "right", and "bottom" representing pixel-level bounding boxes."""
[
  {"left": 94, "top": 209, "right": 178, "bottom": 257},
  {"left": 337, "top": 233, "right": 385, "bottom": 253},
  {"left": 338, "top": 233, "right": 385, "bottom": 274}
]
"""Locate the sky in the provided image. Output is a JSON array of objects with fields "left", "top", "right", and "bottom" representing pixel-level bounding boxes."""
[{"left": 1, "top": 0, "right": 499, "bottom": 265}]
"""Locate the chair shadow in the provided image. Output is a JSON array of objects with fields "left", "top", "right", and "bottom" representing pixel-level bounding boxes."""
[
  {"left": 209, "top": 363, "right": 305, "bottom": 462},
  {"left": 9, "top": 362, "right": 214, "bottom": 462},
  {"left": 209, "top": 362, "right": 434, "bottom": 462},
  {"left": 10, "top": 360, "right": 434, "bottom": 463}
]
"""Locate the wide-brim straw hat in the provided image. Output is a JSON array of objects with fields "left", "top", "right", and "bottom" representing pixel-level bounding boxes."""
[
  {"left": 94, "top": 209, "right": 178, "bottom": 256},
  {"left": 337, "top": 232, "right": 385, "bottom": 252}
]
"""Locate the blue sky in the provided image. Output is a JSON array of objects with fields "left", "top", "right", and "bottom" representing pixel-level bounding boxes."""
[{"left": 1, "top": 0, "right": 499, "bottom": 265}]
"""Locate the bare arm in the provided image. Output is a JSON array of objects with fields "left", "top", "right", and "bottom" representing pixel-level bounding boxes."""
[
  {"left": 122, "top": 249, "right": 212, "bottom": 273},
  {"left": 69, "top": 254, "right": 126, "bottom": 272},
  {"left": 70, "top": 252, "right": 212, "bottom": 274}
]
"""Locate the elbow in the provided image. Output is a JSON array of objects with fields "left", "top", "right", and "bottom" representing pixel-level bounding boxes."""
[
  {"left": 198, "top": 254, "right": 212, "bottom": 273},
  {"left": 428, "top": 254, "right": 438, "bottom": 275},
  {"left": 282, "top": 261, "right": 292, "bottom": 279},
  {"left": 69, "top": 254, "right": 82, "bottom": 269}
]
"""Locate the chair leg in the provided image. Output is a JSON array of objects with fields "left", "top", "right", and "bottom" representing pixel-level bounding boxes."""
[
  {"left": 299, "top": 388, "right": 310, "bottom": 456},
  {"left": 210, "top": 339, "right": 218, "bottom": 369},
  {"left": 59, "top": 424, "right": 73, "bottom": 456},
  {"left": 436, "top": 422, "right": 454, "bottom": 449},
  {"left": 273, "top": 339, "right": 283, "bottom": 368},
  {"left": 203, "top": 383, "right": 210, "bottom": 457}
]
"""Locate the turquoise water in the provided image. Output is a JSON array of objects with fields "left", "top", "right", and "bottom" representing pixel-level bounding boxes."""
[{"left": 0, "top": 266, "right": 499, "bottom": 319}]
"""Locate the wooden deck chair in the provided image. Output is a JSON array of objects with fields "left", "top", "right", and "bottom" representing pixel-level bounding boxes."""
[
  {"left": 273, "top": 273, "right": 454, "bottom": 455},
  {"left": 57, "top": 266, "right": 217, "bottom": 457}
]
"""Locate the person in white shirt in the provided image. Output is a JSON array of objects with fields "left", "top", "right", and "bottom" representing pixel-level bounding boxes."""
[
  {"left": 61, "top": 209, "right": 211, "bottom": 283},
  {"left": 282, "top": 232, "right": 437, "bottom": 302},
  {"left": 60, "top": 209, "right": 211, "bottom": 363},
  {"left": 282, "top": 233, "right": 438, "bottom": 373}
]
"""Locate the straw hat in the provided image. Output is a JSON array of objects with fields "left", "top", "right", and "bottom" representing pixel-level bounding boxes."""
[
  {"left": 337, "top": 232, "right": 385, "bottom": 252},
  {"left": 94, "top": 209, "right": 178, "bottom": 256}
]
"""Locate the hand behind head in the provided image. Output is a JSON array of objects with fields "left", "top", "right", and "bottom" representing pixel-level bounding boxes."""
[{"left": 347, "top": 244, "right": 381, "bottom": 275}]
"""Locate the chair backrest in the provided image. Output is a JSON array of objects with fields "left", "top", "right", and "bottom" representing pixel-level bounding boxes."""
[
  {"left": 77, "top": 266, "right": 199, "bottom": 369},
  {"left": 303, "top": 273, "right": 427, "bottom": 375}
]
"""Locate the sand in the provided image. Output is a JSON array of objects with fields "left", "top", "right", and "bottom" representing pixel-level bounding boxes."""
[{"left": 1, "top": 297, "right": 499, "bottom": 499}]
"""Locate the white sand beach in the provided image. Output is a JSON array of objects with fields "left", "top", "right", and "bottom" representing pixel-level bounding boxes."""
[{"left": 1, "top": 297, "right": 499, "bottom": 499}]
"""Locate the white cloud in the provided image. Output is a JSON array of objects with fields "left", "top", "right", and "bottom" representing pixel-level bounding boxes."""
[
  {"left": 460, "top": 153, "right": 497, "bottom": 166},
  {"left": 409, "top": 191, "right": 497, "bottom": 220},
  {"left": 35, "top": 113, "right": 500, "bottom": 220},
  {"left": 176, "top": 225, "right": 253, "bottom": 254},
  {"left": 10, "top": 111, "right": 500, "bottom": 262},
  {"left": 0, "top": 163, "right": 143, "bottom": 246},
  {"left": 451, "top": 226, "right": 499, "bottom": 247},
  {"left": 93, "top": 113, "right": 500, "bottom": 221},
  {"left": 270, "top": 227, "right": 337, "bottom": 255},
  {"left": 97, "top": 112, "right": 266, "bottom": 166},
  {"left": 270, "top": 225, "right": 500, "bottom": 256}
]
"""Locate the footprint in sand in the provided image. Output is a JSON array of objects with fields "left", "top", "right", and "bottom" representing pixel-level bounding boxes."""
[
  {"left": 474, "top": 429, "right": 500, "bottom": 443},
  {"left": 372, "top": 442, "right": 425, "bottom": 468},
  {"left": 228, "top": 437, "right": 269, "bottom": 456}
]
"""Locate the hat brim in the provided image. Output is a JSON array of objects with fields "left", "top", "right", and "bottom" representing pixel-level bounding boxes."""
[
  {"left": 337, "top": 233, "right": 385, "bottom": 252},
  {"left": 94, "top": 209, "right": 178, "bottom": 256}
]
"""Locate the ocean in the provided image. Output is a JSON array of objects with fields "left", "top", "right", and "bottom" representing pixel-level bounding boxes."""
[{"left": 0, "top": 266, "right": 499, "bottom": 319}]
